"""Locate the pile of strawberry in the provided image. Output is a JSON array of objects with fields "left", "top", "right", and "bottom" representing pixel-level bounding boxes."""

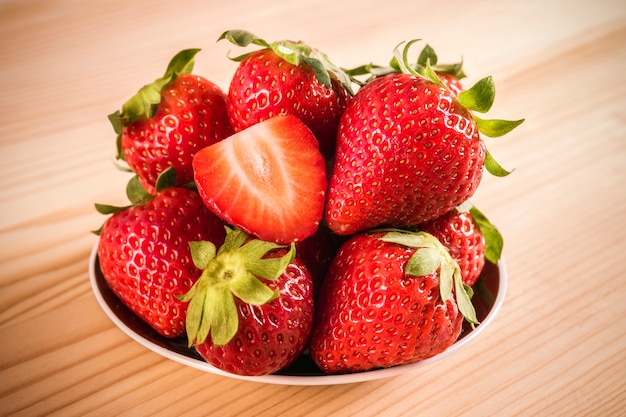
[{"left": 94, "top": 30, "right": 522, "bottom": 376}]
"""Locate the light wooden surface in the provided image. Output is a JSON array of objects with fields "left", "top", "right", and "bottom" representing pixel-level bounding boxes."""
[{"left": 1, "top": 0, "right": 625, "bottom": 415}]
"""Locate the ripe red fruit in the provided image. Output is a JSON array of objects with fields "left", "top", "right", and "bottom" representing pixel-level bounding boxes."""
[
  {"left": 110, "top": 49, "right": 232, "bottom": 193},
  {"left": 325, "top": 41, "right": 523, "bottom": 236},
  {"left": 180, "top": 228, "right": 314, "bottom": 376},
  {"left": 219, "top": 30, "right": 352, "bottom": 159},
  {"left": 294, "top": 224, "right": 339, "bottom": 286},
  {"left": 437, "top": 72, "right": 464, "bottom": 96},
  {"left": 97, "top": 187, "right": 227, "bottom": 337},
  {"left": 419, "top": 204, "right": 504, "bottom": 286},
  {"left": 419, "top": 208, "right": 486, "bottom": 286},
  {"left": 308, "top": 230, "right": 476, "bottom": 374},
  {"left": 325, "top": 72, "right": 485, "bottom": 235},
  {"left": 193, "top": 115, "right": 328, "bottom": 244}
]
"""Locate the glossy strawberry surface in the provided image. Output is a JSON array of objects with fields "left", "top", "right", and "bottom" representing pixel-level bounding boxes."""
[
  {"left": 121, "top": 74, "right": 232, "bottom": 193},
  {"left": 97, "top": 187, "right": 226, "bottom": 337},
  {"left": 419, "top": 209, "right": 486, "bottom": 286},
  {"left": 325, "top": 73, "right": 486, "bottom": 236},
  {"left": 309, "top": 231, "right": 463, "bottom": 374},
  {"left": 226, "top": 49, "right": 350, "bottom": 159}
]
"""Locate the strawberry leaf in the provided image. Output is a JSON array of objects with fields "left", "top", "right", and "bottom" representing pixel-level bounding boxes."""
[
  {"left": 420, "top": 59, "right": 447, "bottom": 89},
  {"left": 108, "top": 111, "right": 123, "bottom": 135},
  {"left": 484, "top": 149, "right": 513, "bottom": 177},
  {"left": 391, "top": 40, "right": 451, "bottom": 90},
  {"left": 457, "top": 76, "right": 495, "bottom": 113},
  {"left": 204, "top": 285, "right": 238, "bottom": 347},
  {"left": 302, "top": 55, "right": 332, "bottom": 89},
  {"left": 380, "top": 230, "right": 438, "bottom": 249},
  {"left": 154, "top": 166, "right": 177, "bottom": 192},
  {"left": 405, "top": 246, "right": 440, "bottom": 277},
  {"left": 433, "top": 60, "right": 466, "bottom": 79},
  {"left": 469, "top": 206, "right": 504, "bottom": 264},
  {"left": 439, "top": 257, "right": 454, "bottom": 302},
  {"left": 189, "top": 241, "right": 217, "bottom": 269},
  {"left": 111, "top": 48, "right": 200, "bottom": 128},
  {"left": 92, "top": 173, "right": 154, "bottom": 235},
  {"left": 217, "top": 29, "right": 270, "bottom": 48},
  {"left": 126, "top": 175, "right": 152, "bottom": 205},
  {"left": 474, "top": 115, "right": 525, "bottom": 138},
  {"left": 417, "top": 44, "right": 437, "bottom": 67},
  {"left": 454, "top": 269, "right": 479, "bottom": 326},
  {"left": 229, "top": 273, "right": 278, "bottom": 306},
  {"left": 245, "top": 243, "right": 296, "bottom": 280},
  {"left": 94, "top": 203, "right": 129, "bottom": 215},
  {"left": 181, "top": 276, "right": 206, "bottom": 345},
  {"left": 218, "top": 227, "right": 250, "bottom": 255}
]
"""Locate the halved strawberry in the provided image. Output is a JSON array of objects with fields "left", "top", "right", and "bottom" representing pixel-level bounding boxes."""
[{"left": 193, "top": 115, "right": 327, "bottom": 244}]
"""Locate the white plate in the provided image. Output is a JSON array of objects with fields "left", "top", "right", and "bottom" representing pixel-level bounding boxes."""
[{"left": 89, "top": 241, "right": 506, "bottom": 385}]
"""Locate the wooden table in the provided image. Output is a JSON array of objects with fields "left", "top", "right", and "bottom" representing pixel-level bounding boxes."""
[{"left": 1, "top": 0, "right": 625, "bottom": 415}]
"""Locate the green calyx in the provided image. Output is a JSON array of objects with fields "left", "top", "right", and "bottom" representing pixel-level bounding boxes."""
[
  {"left": 379, "top": 230, "right": 478, "bottom": 326},
  {"left": 466, "top": 204, "right": 504, "bottom": 264},
  {"left": 218, "top": 29, "right": 354, "bottom": 95},
  {"left": 91, "top": 167, "right": 183, "bottom": 235},
  {"left": 179, "top": 227, "right": 296, "bottom": 347},
  {"left": 108, "top": 48, "right": 200, "bottom": 160},
  {"left": 344, "top": 39, "right": 466, "bottom": 87}
]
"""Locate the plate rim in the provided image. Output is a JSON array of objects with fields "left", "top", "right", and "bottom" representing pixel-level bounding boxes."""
[{"left": 88, "top": 240, "right": 507, "bottom": 385}]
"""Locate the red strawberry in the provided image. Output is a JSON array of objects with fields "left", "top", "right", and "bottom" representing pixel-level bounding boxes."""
[
  {"left": 180, "top": 227, "right": 314, "bottom": 376},
  {"left": 437, "top": 72, "right": 464, "bottom": 96},
  {"left": 294, "top": 224, "right": 339, "bottom": 284},
  {"left": 96, "top": 185, "right": 227, "bottom": 338},
  {"left": 419, "top": 204, "right": 504, "bottom": 286},
  {"left": 325, "top": 41, "right": 523, "bottom": 236},
  {"left": 308, "top": 229, "right": 477, "bottom": 374},
  {"left": 218, "top": 29, "right": 352, "bottom": 159},
  {"left": 109, "top": 49, "right": 232, "bottom": 193},
  {"left": 193, "top": 115, "right": 328, "bottom": 244}
]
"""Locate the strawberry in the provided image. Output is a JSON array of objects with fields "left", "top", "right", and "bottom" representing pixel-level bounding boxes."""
[
  {"left": 180, "top": 227, "right": 314, "bottom": 376},
  {"left": 325, "top": 40, "right": 523, "bottom": 236},
  {"left": 419, "top": 204, "right": 503, "bottom": 286},
  {"left": 109, "top": 49, "right": 232, "bottom": 193},
  {"left": 308, "top": 229, "right": 477, "bottom": 374},
  {"left": 294, "top": 224, "right": 340, "bottom": 286},
  {"left": 218, "top": 29, "right": 352, "bottom": 159},
  {"left": 192, "top": 115, "right": 328, "bottom": 244},
  {"left": 95, "top": 180, "right": 227, "bottom": 338}
]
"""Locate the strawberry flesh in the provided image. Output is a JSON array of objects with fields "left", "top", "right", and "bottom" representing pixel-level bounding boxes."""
[{"left": 193, "top": 115, "right": 327, "bottom": 244}]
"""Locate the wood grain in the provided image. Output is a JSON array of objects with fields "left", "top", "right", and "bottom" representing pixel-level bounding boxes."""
[{"left": 1, "top": 0, "right": 625, "bottom": 415}]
